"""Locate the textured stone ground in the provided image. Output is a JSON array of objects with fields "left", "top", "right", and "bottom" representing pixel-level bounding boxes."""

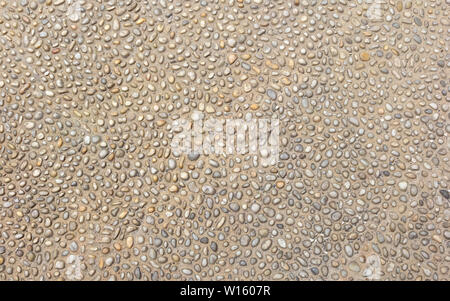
[{"left": 0, "top": 0, "right": 448, "bottom": 280}]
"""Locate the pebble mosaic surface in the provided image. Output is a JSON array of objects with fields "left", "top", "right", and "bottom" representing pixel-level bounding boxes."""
[{"left": 0, "top": 0, "right": 449, "bottom": 281}]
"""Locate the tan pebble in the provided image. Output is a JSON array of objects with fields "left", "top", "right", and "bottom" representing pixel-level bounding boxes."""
[
  {"left": 126, "top": 237, "right": 134, "bottom": 248},
  {"left": 265, "top": 60, "right": 279, "bottom": 70},
  {"left": 360, "top": 52, "right": 370, "bottom": 61}
]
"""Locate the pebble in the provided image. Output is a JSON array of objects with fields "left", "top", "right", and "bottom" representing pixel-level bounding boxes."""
[
  {"left": 277, "top": 239, "right": 287, "bottom": 249},
  {"left": 227, "top": 39, "right": 237, "bottom": 48},
  {"left": 349, "top": 262, "right": 361, "bottom": 273},
  {"left": 188, "top": 152, "right": 200, "bottom": 161},
  {"left": 261, "top": 239, "right": 272, "bottom": 251},
  {"left": 439, "top": 190, "right": 449, "bottom": 199},
  {"left": 267, "top": 89, "right": 277, "bottom": 100},
  {"left": 55, "top": 261, "right": 65, "bottom": 269},
  {"left": 240, "top": 235, "right": 250, "bottom": 247},
  {"left": 99, "top": 149, "right": 109, "bottom": 159},
  {"left": 360, "top": 52, "right": 370, "bottom": 61},
  {"left": 398, "top": 182, "right": 408, "bottom": 191},
  {"left": 228, "top": 54, "right": 238, "bottom": 65},
  {"left": 344, "top": 245, "right": 353, "bottom": 257}
]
